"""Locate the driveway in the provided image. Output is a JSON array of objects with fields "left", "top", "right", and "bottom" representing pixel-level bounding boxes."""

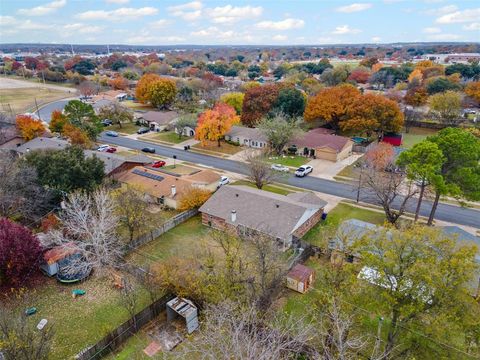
[{"left": 307, "top": 154, "right": 363, "bottom": 180}]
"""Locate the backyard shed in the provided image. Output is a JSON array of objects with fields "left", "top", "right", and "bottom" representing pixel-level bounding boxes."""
[
  {"left": 41, "top": 243, "right": 79, "bottom": 276},
  {"left": 286, "top": 264, "right": 315, "bottom": 294},
  {"left": 166, "top": 297, "right": 199, "bottom": 334}
]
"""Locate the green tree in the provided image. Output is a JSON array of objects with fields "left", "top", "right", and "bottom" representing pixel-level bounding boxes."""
[
  {"left": 258, "top": 114, "right": 303, "bottom": 155},
  {"left": 272, "top": 88, "right": 306, "bottom": 118},
  {"left": 426, "top": 128, "right": 480, "bottom": 225},
  {"left": 429, "top": 91, "right": 462, "bottom": 126},
  {"left": 147, "top": 78, "right": 177, "bottom": 109},
  {"left": 397, "top": 141, "right": 445, "bottom": 222},
  {"left": 63, "top": 100, "right": 102, "bottom": 139},
  {"left": 354, "top": 225, "right": 479, "bottom": 358},
  {"left": 426, "top": 77, "right": 461, "bottom": 94},
  {"left": 25, "top": 146, "right": 105, "bottom": 195}
]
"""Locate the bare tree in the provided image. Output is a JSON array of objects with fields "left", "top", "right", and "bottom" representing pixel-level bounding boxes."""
[
  {"left": 0, "top": 153, "right": 51, "bottom": 221},
  {"left": 361, "top": 166, "right": 418, "bottom": 225},
  {"left": 118, "top": 278, "right": 139, "bottom": 330},
  {"left": 77, "top": 80, "right": 99, "bottom": 99},
  {"left": 42, "top": 188, "right": 122, "bottom": 277},
  {"left": 0, "top": 307, "right": 54, "bottom": 360},
  {"left": 245, "top": 152, "right": 279, "bottom": 189},
  {"left": 171, "top": 301, "right": 317, "bottom": 360}
]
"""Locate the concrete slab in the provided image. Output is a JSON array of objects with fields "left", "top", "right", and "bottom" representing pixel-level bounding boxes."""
[{"left": 307, "top": 154, "right": 363, "bottom": 180}]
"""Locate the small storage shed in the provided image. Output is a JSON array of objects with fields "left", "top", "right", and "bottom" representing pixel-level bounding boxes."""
[
  {"left": 41, "top": 243, "right": 79, "bottom": 276},
  {"left": 382, "top": 133, "right": 403, "bottom": 146},
  {"left": 286, "top": 264, "right": 315, "bottom": 294},
  {"left": 166, "top": 297, "right": 199, "bottom": 334}
]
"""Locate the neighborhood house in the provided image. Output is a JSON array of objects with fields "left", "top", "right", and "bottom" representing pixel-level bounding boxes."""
[
  {"left": 224, "top": 126, "right": 268, "bottom": 149},
  {"left": 199, "top": 185, "right": 327, "bottom": 249},
  {"left": 137, "top": 111, "right": 179, "bottom": 131},
  {"left": 292, "top": 129, "right": 354, "bottom": 162}
]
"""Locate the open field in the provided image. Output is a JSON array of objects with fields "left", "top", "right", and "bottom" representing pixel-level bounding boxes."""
[
  {"left": 0, "top": 87, "right": 72, "bottom": 115},
  {"left": 0, "top": 76, "right": 76, "bottom": 91}
]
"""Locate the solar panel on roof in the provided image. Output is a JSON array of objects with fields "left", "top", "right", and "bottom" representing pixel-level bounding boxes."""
[{"left": 132, "top": 169, "right": 164, "bottom": 182}]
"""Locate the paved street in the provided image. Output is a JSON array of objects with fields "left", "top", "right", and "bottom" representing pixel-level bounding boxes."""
[
  {"left": 99, "top": 133, "right": 480, "bottom": 229},
  {"left": 37, "top": 98, "right": 74, "bottom": 123}
]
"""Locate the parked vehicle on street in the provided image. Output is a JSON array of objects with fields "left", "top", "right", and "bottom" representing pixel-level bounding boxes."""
[
  {"left": 102, "top": 119, "right": 113, "bottom": 126},
  {"left": 141, "top": 147, "right": 156, "bottom": 153},
  {"left": 97, "top": 144, "right": 110, "bottom": 152},
  {"left": 271, "top": 164, "right": 289, "bottom": 172},
  {"left": 152, "top": 160, "right": 166, "bottom": 168},
  {"left": 218, "top": 176, "right": 230, "bottom": 188},
  {"left": 105, "top": 130, "right": 118, "bottom": 137},
  {"left": 137, "top": 127, "right": 150, "bottom": 134},
  {"left": 106, "top": 147, "right": 117, "bottom": 153},
  {"left": 295, "top": 165, "right": 313, "bottom": 177}
]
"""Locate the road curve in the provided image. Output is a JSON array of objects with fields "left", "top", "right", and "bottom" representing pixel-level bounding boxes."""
[{"left": 99, "top": 133, "right": 480, "bottom": 229}]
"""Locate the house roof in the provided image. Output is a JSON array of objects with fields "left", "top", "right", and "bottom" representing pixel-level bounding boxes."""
[
  {"left": 286, "top": 192, "right": 328, "bottom": 207},
  {"left": 141, "top": 111, "right": 179, "bottom": 125},
  {"left": 43, "top": 242, "right": 79, "bottom": 265},
  {"left": 199, "top": 185, "right": 326, "bottom": 241},
  {"left": 293, "top": 129, "right": 352, "bottom": 153},
  {"left": 225, "top": 125, "right": 267, "bottom": 142},
  {"left": 329, "top": 219, "right": 378, "bottom": 251},
  {"left": 186, "top": 169, "right": 221, "bottom": 185},
  {"left": 0, "top": 122, "right": 20, "bottom": 145},
  {"left": 441, "top": 226, "right": 480, "bottom": 262},
  {"left": 117, "top": 166, "right": 219, "bottom": 199},
  {"left": 15, "top": 136, "right": 69, "bottom": 154},
  {"left": 288, "top": 264, "right": 314, "bottom": 283}
]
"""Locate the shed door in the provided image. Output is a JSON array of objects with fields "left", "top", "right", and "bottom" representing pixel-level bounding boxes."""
[{"left": 298, "top": 281, "right": 304, "bottom": 293}]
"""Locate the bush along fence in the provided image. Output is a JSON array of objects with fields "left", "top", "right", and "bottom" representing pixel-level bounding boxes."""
[
  {"left": 125, "top": 208, "right": 198, "bottom": 251},
  {"left": 75, "top": 293, "right": 175, "bottom": 360}
]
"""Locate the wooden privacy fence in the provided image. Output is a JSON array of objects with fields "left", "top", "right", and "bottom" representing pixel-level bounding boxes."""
[
  {"left": 75, "top": 293, "right": 175, "bottom": 360},
  {"left": 125, "top": 209, "right": 198, "bottom": 251}
]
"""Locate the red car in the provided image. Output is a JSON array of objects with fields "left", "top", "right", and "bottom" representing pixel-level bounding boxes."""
[
  {"left": 106, "top": 147, "right": 117, "bottom": 153},
  {"left": 151, "top": 160, "right": 166, "bottom": 168}
]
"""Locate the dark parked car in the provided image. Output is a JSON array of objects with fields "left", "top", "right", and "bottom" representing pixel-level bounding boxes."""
[
  {"left": 142, "top": 147, "right": 155, "bottom": 153},
  {"left": 101, "top": 119, "right": 112, "bottom": 126},
  {"left": 137, "top": 127, "right": 150, "bottom": 134}
]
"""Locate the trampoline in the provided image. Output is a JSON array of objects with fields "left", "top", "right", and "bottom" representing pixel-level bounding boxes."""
[
  {"left": 56, "top": 253, "right": 92, "bottom": 283},
  {"left": 351, "top": 137, "right": 368, "bottom": 144}
]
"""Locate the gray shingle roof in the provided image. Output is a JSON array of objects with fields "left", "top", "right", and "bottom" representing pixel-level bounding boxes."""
[
  {"left": 199, "top": 185, "right": 326, "bottom": 241},
  {"left": 225, "top": 126, "right": 267, "bottom": 142},
  {"left": 15, "top": 137, "right": 69, "bottom": 154}
]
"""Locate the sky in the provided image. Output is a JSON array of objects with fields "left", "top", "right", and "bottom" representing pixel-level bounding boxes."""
[{"left": 0, "top": 0, "right": 479, "bottom": 45}]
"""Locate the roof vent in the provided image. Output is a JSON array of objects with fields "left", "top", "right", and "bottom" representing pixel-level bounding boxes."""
[
  {"left": 235, "top": 193, "right": 239, "bottom": 197},
  {"left": 276, "top": 204, "right": 280, "bottom": 208}
]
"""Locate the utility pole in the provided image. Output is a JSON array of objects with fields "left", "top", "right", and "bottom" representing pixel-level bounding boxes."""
[
  {"left": 34, "top": 98, "right": 41, "bottom": 121},
  {"left": 356, "top": 163, "right": 364, "bottom": 203}
]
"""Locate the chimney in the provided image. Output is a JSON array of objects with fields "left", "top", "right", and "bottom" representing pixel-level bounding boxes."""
[
  {"left": 231, "top": 210, "right": 237, "bottom": 223},
  {"left": 171, "top": 185, "right": 176, "bottom": 197}
]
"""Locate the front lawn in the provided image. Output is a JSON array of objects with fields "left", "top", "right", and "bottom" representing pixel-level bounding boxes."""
[
  {"left": 108, "top": 122, "right": 142, "bottom": 134},
  {"left": 192, "top": 141, "right": 242, "bottom": 155},
  {"left": 302, "top": 202, "right": 387, "bottom": 247},
  {"left": 231, "top": 180, "right": 293, "bottom": 195},
  {"left": 146, "top": 131, "right": 192, "bottom": 144},
  {"left": 266, "top": 155, "right": 308, "bottom": 168},
  {"left": 162, "top": 164, "right": 198, "bottom": 175},
  {"left": 122, "top": 100, "right": 155, "bottom": 111},
  {"left": 5, "top": 276, "right": 151, "bottom": 360}
]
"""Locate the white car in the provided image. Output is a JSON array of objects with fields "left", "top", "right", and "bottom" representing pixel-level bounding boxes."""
[
  {"left": 271, "top": 164, "right": 289, "bottom": 172},
  {"left": 295, "top": 165, "right": 313, "bottom": 177},
  {"left": 218, "top": 176, "right": 230, "bottom": 187},
  {"left": 97, "top": 144, "right": 110, "bottom": 152}
]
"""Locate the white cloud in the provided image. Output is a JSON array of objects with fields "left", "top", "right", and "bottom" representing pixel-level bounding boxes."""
[
  {"left": 272, "top": 34, "right": 287, "bottom": 41},
  {"left": 255, "top": 18, "right": 305, "bottom": 30},
  {"left": 423, "top": 27, "right": 441, "bottom": 33},
  {"left": 371, "top": 36, "right": 381, "bottom": 42},
  {"left": 18, "top": 0, "right": 66, "bottom": 16},
  {"left": 76, "top": 7, "right": 158, "bottom": 21},
  {"left": 17, "top": 20, "right": 54, "bottom": 30},
  {"left": 427, "top": 33, "right": 461, "bottom": 40},
  {"left": 149, "top": 19, "right": 170, "bottom": 28},
  {"left": 105, "top": 0, "right": 129, "bottom": 4},
  {"left": 206, "top": 5, "right": 262, "bottom": 24},
  {"left": 0, "top": 16, "right": 17, "bottom": 26},
  {"left": 168, "top": 1, "right": 203, "bottom": 21},
  {"left": 336, "top": 3, "right": 372, "bottom": 13},
  {"left": 63, "top": 23, "right": 104, "bottom": 34},
  {"left": 463, "top": 22, "right": 480, "bottom": 31},
  {"left": 424, "top": 5, "right": 457, "bottom": 16},
  {"left": 332, "top": 25, "right": 361, "bottom": 35},
  {"left": 436, "top": 8, "right": 480, "bottom": 23}
]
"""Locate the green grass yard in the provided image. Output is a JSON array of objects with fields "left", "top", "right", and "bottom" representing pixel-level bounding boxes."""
[
  {"left": 231, "top": 180, "right": 293, "bottom": 195},
  {"left": 401, "top": 127, "right": 438, "bottom": 149},
  {"left": 266, "top": 155, "right": 308, "bottom": 168},
  {"left": 108, "top": 122, "right": 142, "bottom": 134},
  {"left": 302, "top": 202, "right": 387, "bottom": 247},
  {"left": 192, "top": 140, "right": 242, "bottom": 156},
  {"left": 145, "top": 131, "right": 192, "bottom": 144}
]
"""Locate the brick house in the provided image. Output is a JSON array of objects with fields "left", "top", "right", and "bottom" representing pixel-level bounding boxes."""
[{"left": 199, "top": 185, "right": 327, "bottom": 249}]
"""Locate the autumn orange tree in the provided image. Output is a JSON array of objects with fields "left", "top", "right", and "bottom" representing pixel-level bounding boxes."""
[
  {"left": 241, "top": 83, "right": 282, "bottom": 127},
  {"left": 303, "top": 84, "right": 361, "bottom": 130},
  {"left": 465, "top": 81, "right": 480, "bottom": 104},
  {"left": 135, "top": 73, "right": 161, "bottom": 102},
  {"left": 177, "top": 186, "right": 212, "bottom": 211},
  {"left": 404, "top": 86, "right": 428, "bottom": 107},
  {"left": 147, "top": 78, "right": 177, "bottom": 109},
  {"left": 343, "top": 93, "right": 404, "bottom": 135},
  {"left": 16, "top": 115, "right": 46, "bottom": 141},
  {"left": 109, "top": 75, "right": 128, "bottom": 90},
  {"left": 62, "top": 123, "right": 91, "bottom": 148},
  {"left": 49, "top": 110, "right": 68, "bottom": 133},
  {"left": 195, "top": 103, "right": 240, "bottom": 147}
]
